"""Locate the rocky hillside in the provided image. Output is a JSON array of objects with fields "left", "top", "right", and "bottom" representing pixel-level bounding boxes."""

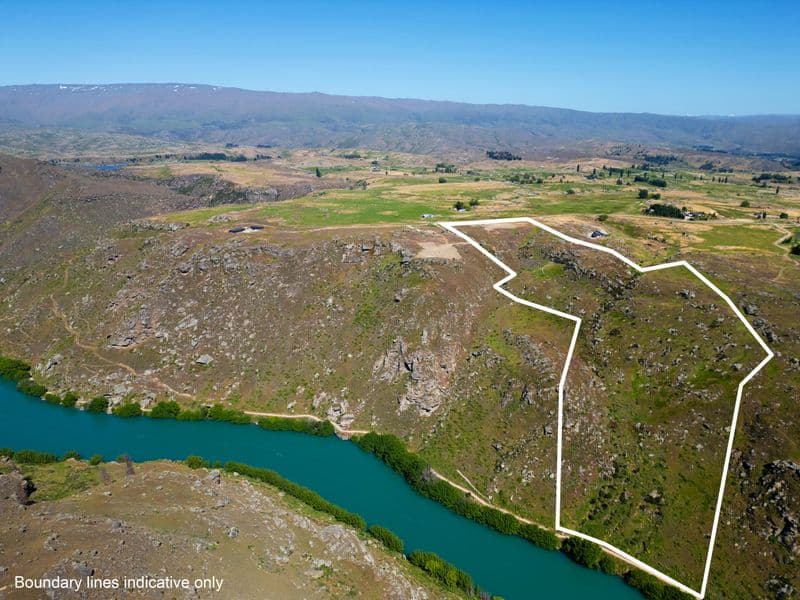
[
  {"left": 0, "top": 157, "right": 797, "bottom": 598},
  {"left": 0, "top": 458, "right": 459, "bottom": 599}
]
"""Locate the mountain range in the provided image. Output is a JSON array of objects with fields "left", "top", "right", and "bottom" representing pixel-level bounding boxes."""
[{"left": 1, "top": 83, "right": 799, "bottom": 157}]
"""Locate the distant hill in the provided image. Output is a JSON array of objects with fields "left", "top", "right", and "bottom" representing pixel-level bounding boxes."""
[{"left": 1, "top": 84, "right": 799, "bottom": 157}]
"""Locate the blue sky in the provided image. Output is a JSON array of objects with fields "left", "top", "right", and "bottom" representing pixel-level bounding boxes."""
[{"left": 2, "top": 0, "right": 798, "bottom": 115}]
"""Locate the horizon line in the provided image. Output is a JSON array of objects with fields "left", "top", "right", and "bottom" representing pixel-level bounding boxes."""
[{"left": 2, "top": 82, "right": 799, "bottom": 120}]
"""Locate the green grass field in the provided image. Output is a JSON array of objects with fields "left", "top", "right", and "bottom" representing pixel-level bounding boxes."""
[
  {"left": 157, "top": 163, "right": 798, "bottom": 276},
  {"left": 691, "top": 225, "right": 783, "bottom": 254}
]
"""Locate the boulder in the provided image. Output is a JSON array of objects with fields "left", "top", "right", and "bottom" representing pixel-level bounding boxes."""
[
  {"left": 195, "top": 354, "right": 214, "bottom": 366},
  {"left": 0, "top": 471, "right": 34, "bottom": 504}
]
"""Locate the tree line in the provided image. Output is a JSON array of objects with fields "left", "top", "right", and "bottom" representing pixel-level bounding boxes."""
[{"left": 486, "top": 150, "right": 521, "bottom": 161}]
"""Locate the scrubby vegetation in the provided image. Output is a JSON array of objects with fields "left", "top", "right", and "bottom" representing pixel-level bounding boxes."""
[
  {"left": 752, "top": 172, "right": 791, "bottom": 184},
  {"left": 150, "top": 400, "right": 181, "bottom": 419},
  {"left": 519, "top": 523, "right": 560, "bottom": 550},
  {"left": 16, "top": 379, "right": 47, "bottom": 398},
  {"left": 561, "top": 537, "right": 604, "bottom": 568},
  {"left": 3, "top": 448, "right": 59, "bottom": 464},
  {"left": 224, "top": 461, "right": 366, "bottom": 531},
  {"left": 207, "top": 404, "right": 251, "bottom": 424},
  {"left": 559, "top": 538, "right": 690, "bottom": 597},
  {"left": 112, "top": 402, "right": 143, "bottom": 417},
  {"left": 257, "top": 416, "right": 335, "bottom": 436},
  {"left": 172, "top": 404, "right": 252, "bottom": 423},
  {"left": 184, "top": 152, "right": 247, "bottom": 162},
  {"left": 486, "top": 150, "right": 521, "bottom": 161},
  {"left": 61, "top": 392, "right": 79, "bottom": 407},
  {"left": 634, "top": 174, "right": 667, "bottom": 187},
  {"left": 644, "top": 203, "right": 684, "bottom": 219},
  {"left": 86, "top": 396, "right": 109, "bottom": 413},
  {"left": 0, "top": 354, "right": 32, "bottom": 382},
  {"left": 176, "top": 406, "right": 208, "bottom": 421},
  {"left": 1, "top": 147, "right": 797, "bottom": 599},
  {"left": 185, "top": 455, "right": 209, "bottom": 469},
  {"left": 179, "top": 456, "right": 498, "bottom": 596},
  {"left": 367, "top": 524, "right": 404, "bottom": 553},
  {"left": 44, "top": 392, "right": 61, "bottom": 404},
  {"left": 408, "top": 551, "right": 476, "bottom": 595},
  {"left": 185, "top": 152, "right": 227, "bottom": 161},
  {"left": 625, "top": 570, "right": 694, "bottom": 599},
  {"left": 0, "top": 449, "right": 101, "bottom": 502},
  {"left": 507, "top": 171, "right": 539, "bottom": 184},
  {"left": 354, "top": 433, "right": 560, "bottom": 550},
  {"left": 642, "top": 154, "right": 678, "bottom": 166}
]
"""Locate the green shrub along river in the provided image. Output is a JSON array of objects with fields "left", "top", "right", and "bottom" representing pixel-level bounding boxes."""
[{"left": 0, "top": 368, "right": 670, "bottom": 599}]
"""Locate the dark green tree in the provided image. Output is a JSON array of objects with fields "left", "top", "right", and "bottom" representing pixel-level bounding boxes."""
[
  {"left": 113, "top": 402, "right": 142, "bottom": 418},
  {"left": 86, "top": 397, "right": 109, "bottom": 413},
  {"left": 562, "top": 537, "right": 603, "bottom": 569},
  {"left": 61, "top": 392, "right": 79, "bottom": 407},
  {"left": 150, "top": 400, "right": 181, "bottom": 419}
]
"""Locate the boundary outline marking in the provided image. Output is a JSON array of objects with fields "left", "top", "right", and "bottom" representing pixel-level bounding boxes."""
[{"left": 439, "top": 216, "right": 774, "bottom": 599}]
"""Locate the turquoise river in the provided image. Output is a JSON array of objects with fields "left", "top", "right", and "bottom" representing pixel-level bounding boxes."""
[{"left": 0, "top": 379, "right": 640, "bottom": 599}]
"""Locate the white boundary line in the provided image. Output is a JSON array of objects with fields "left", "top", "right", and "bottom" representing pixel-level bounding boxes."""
[{"left": 439, "top": 217, "right": 774, "bottom": 599}]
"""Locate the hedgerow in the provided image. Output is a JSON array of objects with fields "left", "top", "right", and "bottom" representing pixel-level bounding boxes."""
[
  {"left": 257, "top": 416, "right": 335, "bottom": 436},
  {"left": 207, "top": 404, "right": 251, "bottom": 424}
]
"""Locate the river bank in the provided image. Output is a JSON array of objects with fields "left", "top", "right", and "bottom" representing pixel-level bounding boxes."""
[{"left": 0, "top": 375, "right": 646, "bottom": 599}]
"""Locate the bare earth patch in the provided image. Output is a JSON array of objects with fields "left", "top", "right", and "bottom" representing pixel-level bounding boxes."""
[{"left": 414, "top": 241, "right": 462, "bottom": 260}]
